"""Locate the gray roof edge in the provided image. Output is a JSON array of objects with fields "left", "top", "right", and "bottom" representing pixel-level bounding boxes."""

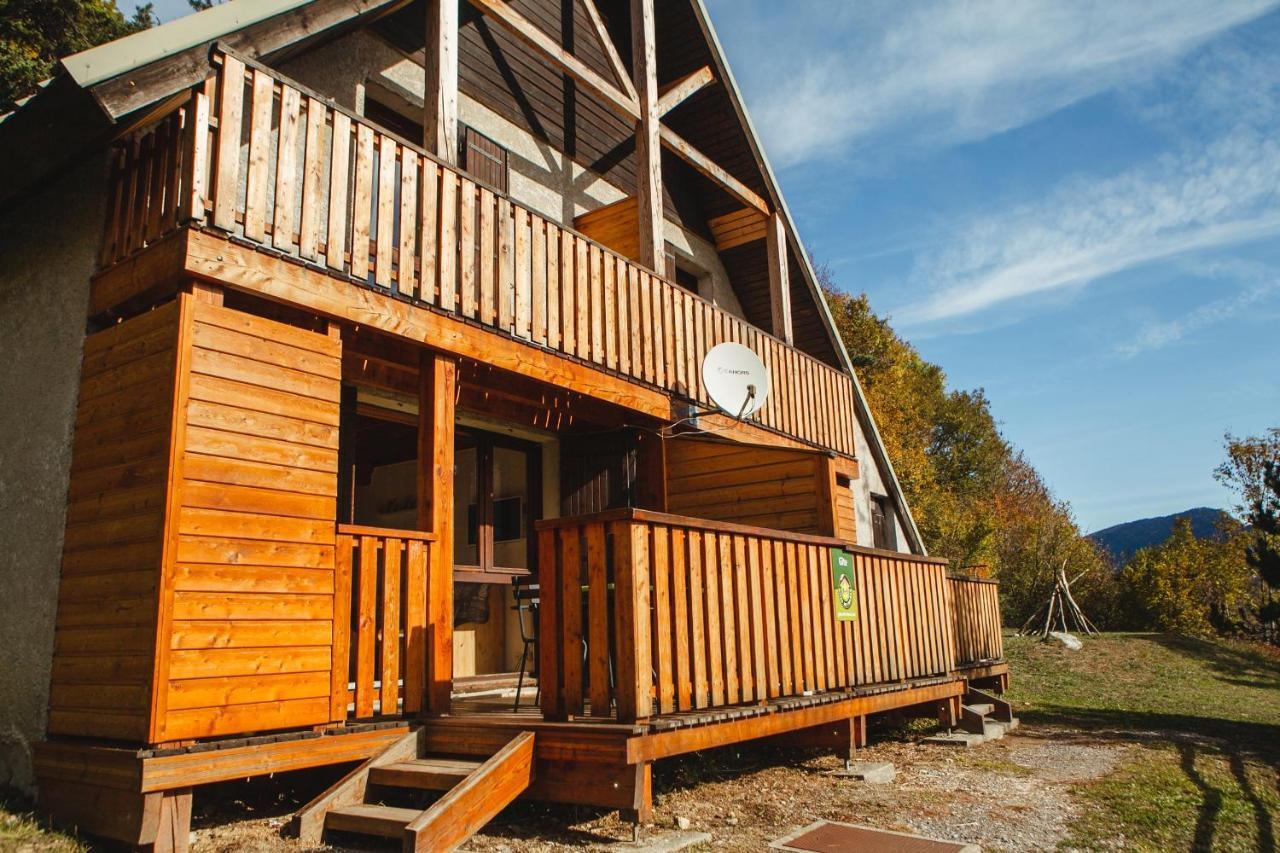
[
  {"left": 690, "top": 0, "right": 927, "bottom": 556},
  {"left": 61, "top": 0, "right": 314, "bottom": 89}
]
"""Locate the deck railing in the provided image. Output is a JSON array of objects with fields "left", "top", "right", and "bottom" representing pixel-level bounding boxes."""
[
  {"left": 98, "top": 46, "right": 860, "bottom": 457},
  {"left": 535, "top": 509, "right": 964, "bottom": 723},
  {"left": 948, "top": 576, "right": 1004, "bottom": 665},
  {"left": 333, "top": 525, "right": 436, "bottom": 721}
]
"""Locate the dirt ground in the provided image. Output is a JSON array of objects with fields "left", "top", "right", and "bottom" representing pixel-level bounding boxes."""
[{"left": 188, "top": 721, "right": 1128, "bottom": 853}]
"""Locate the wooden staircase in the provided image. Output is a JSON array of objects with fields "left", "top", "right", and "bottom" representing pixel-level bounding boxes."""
[{"left": 294, "top": 729, "right": 535, "bottom": 852}]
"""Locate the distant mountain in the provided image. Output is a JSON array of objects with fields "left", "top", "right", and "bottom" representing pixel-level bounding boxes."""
[{"left": 1089, "top": 507, "right": 1228, "bottom": 567}]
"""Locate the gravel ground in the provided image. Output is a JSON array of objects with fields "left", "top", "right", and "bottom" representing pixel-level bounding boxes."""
[{"left": 188, "top": 721, "right": 1128, "bottom": 853}]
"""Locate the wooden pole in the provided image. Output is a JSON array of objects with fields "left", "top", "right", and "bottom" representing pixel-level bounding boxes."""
[
  {"left": 424, "top": 0, "right": 459, "bottom": 164},
  {"left": 631, "top": 0, "right": 663, "bottom": 273},
  {"left": 419, "top": 350, "right": 457, "bottom": 714},
  {"left": 766, "top": 213, "right": 793, "bottom": 345}
]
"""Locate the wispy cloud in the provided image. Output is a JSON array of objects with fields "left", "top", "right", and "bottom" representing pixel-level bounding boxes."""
[
  {"left": 1115, "top": 275, "right": 1280, "bottom": 357},
  {"left": 733, "top": 0, "right": 1278, "bottom": 167},
  {"left": 892, "top": 128, "right": 1280, "bottom": 326}
]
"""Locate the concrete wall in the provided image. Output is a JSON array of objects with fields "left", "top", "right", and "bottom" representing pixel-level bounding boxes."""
[{"left": 0, "top": 158, "right": 106, "bottom": 792}]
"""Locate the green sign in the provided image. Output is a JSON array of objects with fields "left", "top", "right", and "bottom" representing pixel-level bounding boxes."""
[{"left": 831, "top": 548, "right": 857, "bottom": 621}]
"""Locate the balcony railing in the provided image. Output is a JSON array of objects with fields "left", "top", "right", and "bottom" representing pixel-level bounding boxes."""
[
  {"left": 333, "top": 524, "right": 437, "bottom": 721},
  {"left": 535, "top": 510, "right": 985, "bottom": 723},
  {"left": 948, "top": 576, "right": 1004, "bottom": 665},
  {"left": 98, "top": 47, "right": 860, "bottom": 457}
]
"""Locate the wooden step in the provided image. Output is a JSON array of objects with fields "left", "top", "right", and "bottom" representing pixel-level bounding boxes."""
[
  {"left": 325, "top": 803, "right": 420, "bottom": 838},
  {"left": 963, "top": 703, "right": 995, "bottom": 717},
  {"left": 369, "top": 757, "right": 483, "bottom": 790}
]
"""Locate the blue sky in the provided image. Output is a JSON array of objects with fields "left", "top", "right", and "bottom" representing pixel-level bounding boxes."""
[{"left": 127, "top": 0, "right": 1279, "bottom": 531}]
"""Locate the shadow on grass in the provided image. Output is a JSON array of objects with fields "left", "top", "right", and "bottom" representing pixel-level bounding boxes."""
[{"left": 1144, "top": 634, "right": 1280, "bottom": 692}]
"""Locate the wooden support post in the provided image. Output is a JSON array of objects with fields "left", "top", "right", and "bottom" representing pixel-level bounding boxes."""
[
  {"left": 612, "top": 520, "right": 652, "bottom": 722},
  {"left": 419, "top": 350, "right": 456, "bottom": 714},
  {"left": 150, "top": 788, "right": 192, "bottom": 853},
  {"left": 765, "top": 213, "right": 792, "bottom": 345},
  {"left": 424, "top": 0, "right": 458, "bottom": 164},
  {"left": 186, "top": 280, "right": 223, "bottom": 305},
  {"left": 631, "top": 0, "right": 663, "bottom": 273}
]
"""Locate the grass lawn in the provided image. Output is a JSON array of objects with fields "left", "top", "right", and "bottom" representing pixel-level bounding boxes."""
[
  {"left": 0, "top": 796, "right": 85, "bottom": 852},
  {"left": 1005, "top": 632, "right": 1280, "bottom": 852}
]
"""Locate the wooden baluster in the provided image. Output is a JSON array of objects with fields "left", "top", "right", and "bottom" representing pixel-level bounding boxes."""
[
  {"left": 212, "top": 54, "right": 244, "bottom": 231},
  {"left": 499, "top": 197, "right": 515, "bottom": 332},
  {"left": 397, "top": 148, "right": 419, "bottom": 297},
  {"left": 332, "top": 534, "right": 354, "bottom": 722},
  {"left": 670, "top": 528, "right": 691, "bottom": 712},
  {"left": 355, "top": 535, "right": 378, "bottom": 718},
  {"left": 272, "top": 85, "right": 301, "bottom": 252},
  {"left": 350, "top": 123, "right": 375, "bottom": 280},
  {"left": 561, "top": 527, "right": 584, "bottom": 716},
  {"left": 718, "top": 534, "right": 739, "bottom": 705},
  {"left": 298, "top": 96, "right": 326, "bottom": 261},
  {"left": 403, "top": 538, "right": 428, "bottom": 714},
  {"left": 242, "top": 71, "right": 273, "bottom": 242},
  {"left": 467, "top": 182, "right": 485, "bottom": 321},
  {"left": 514, "top": 205, "right": 531, "bottom": 339},
  {"left": 538, "top": 529, "right": 565, "bottom": 720},
  {"left": 771, "top": 539, "right": 792, "bottom": 696},
  {"left": 381, "top": 537, "right": 403, "bottom": 715},
  {"left": 531, "top": 217, "right": 546, "bottom": 345},
  {"left": 325, "top": 111, "right": 352, "bottom": 271},
  {"left": 419, "top": 161, "right": 439, "bottom": 304},
  {"left": 612, "top": 520, "right": 652, "bottom": 722},
  {"left": 687, "top": 529, "right": 708, "bottom": 709},
  {"left": 437, "top": 170, "right": 458, "bottom": 311},
  {"left": 585, "top": 523, "right": 610, "bottom": 717},
  {"left": 651, "top": 525, "right": 673, "bottom": 714},
  {"left": 545, "top": 222, "right": 561, "bottom": 350},
  {"left": 732, "top": 535, "right": 753, "bottom": 703},
  {"left": 374, "top": 134, "right": 396, "bottom": 287}
]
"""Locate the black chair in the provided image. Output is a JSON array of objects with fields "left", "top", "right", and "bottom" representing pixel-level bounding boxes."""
[{"left": 511, "top": 577, "right": 540, "bottom": 711}]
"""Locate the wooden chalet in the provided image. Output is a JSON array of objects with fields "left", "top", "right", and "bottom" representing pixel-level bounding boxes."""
[{"left": 0, "top": 0, "right": 1008, "bottom": 849}]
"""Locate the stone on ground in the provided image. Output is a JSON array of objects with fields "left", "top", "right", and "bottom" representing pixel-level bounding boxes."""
[
  {"left": 627, "top": 829, "right": 713, "bottom": 851},
  {"left": 830, "top": 760, "right": 896, "bottom": 783},
  {"left": 921, "top": 731, "right": 986, "bottom": 748}
]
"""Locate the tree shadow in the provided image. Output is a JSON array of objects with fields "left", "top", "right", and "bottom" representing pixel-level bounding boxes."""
[
  {"left": 1230, "top": 750, "right": 1278, "bottom": 853},
  {"left": 1142, "top": 634, "right": 1280, "bottom": 692}
]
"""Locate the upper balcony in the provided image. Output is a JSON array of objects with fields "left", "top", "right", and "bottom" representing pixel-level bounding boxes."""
[{"left": 94, "top": 47, "right": 861, "bottom": 459}]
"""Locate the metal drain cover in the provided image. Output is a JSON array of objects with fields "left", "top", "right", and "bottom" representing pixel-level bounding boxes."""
[{"left": 771, "top": 820, "right": 981, "bottom": 853}]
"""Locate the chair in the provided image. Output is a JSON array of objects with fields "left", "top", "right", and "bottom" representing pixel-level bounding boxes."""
[{"left": 511, "top": 577, "right": 540, "bottom": 711}]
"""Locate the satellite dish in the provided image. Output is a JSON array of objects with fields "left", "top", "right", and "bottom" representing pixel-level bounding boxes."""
[{"left": 703, "top": 342, "right": 770, "bottom": 419}]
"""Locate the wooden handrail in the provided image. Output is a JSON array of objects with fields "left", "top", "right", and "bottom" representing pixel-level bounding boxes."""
[
  {"left": 337, "top": 523, "right": 437, "bottom": 542},
  {"left": 97, "top": 48, "right": 865, "bottom": 459}
]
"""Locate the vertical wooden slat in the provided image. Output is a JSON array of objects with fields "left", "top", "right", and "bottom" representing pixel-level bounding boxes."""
[
  {"left": 212, "top": 54, "right": 244, "bottom": 230},
  {"left": 332, "top": 535, "right": 354, "bottom": 721},
  {"left": 355, "top": 536, "right": 378, "bottom": 718},
  {"left": 272, "top": 85, "right": 301, "bottom": 251},
  {"left": 617, "top": 259, "right": 632, "bottom": 375},
  {"left": 242, "top": 70, "right": 274, "bottom": 242},
  {"left": 374, "top": 134, "right": 396, "bottom": 287},
  {"left": 602, "top": 250, "right": 617, "bottom": 370},
  {"left": 145, "top": 119, "right": 168, "bottom": 242},
  {"left": 499, "top": 197, "right": 515, "bottom": 332},
  {"left": 810, "top": 546, "right": 831, "bottom": 690},
  {"left": 437, "top": 170, "right": 458, "bottom": 311},
  {"left": 397, "top": 148, "right": 419, "bottom": 296},
  {"left": 639, "top": 274, "right": 655, "bottom": 384},
  {"left": 688, "top": 529, "right": 708, "bottom": 708},
  {"left": 515, "top": 205, "right": 531, "bottom": 339},
  {"left": 560, "top": 230, "right": 575, "bottom": 355},
  {"left": 538, "top": 529, "right": 564, "bottom": 719},
  {"left": 629, "top": 267, "right": 643, "bottom": 383},
  {"left": 772, "top": 539, "right": 792, "bottom": 696},
  {"left": 613, "top": 521, "right": 652, "bottom": 722},
  {"left": 531, "top": 218, "right": 547, "bottom": 345},
  {"left": 717, "top": 533, "right": 739, "bottom": 705},
  {"left": 575, "top": 237, "right": 590, "bottom": 361},
  {"left": 702, "top": 532, "right": 723, "bottom": 706},
  {"left": 471, "top": 184, "right": 488, "bottom": 320},
  {"left": 380, "top": 537, "right": 402, "bottom": 715},
  {"left": 732, "top": 536, "right": 754, "bottom": 703},
  {"left": 785, "top": 540, "right": 805, "bottom": 691},
  {"left": 419, "top": 160, "right": 440, "bottom": 303},
  {"left": 403, "top": 538, "right": 428, "bottom": 714},
  {"left": 325, "top": 111, "right": 352, "bottom": 271},
  {"left": 747, "top": 537, "right": 768, "bottom": 701},
  {"left": 561, "top": 528, "right": 584, "bottom": 716},
  {"left": 795, "top": 542, "right": 815, "bottom": 691},
  {"left": 671, "top": 528, "right": 691, "bottom": 711},
  {"left": 546, "top": 223, "right": 561, "bottom": 350},
  {"left": 127, "top": 132, "right": 152, "bottom": 253},
  {"left": 297, "top": 96, "right": 326, "bottom": 260},
  {"left": 350, "top": 123, "right": 375, "bottom": 279},
  {"left": 651, "top": 526, "right": 673, "bottom": 713},
  {"left": 586, "top": 523, "right": 610, "bottom": 717}
]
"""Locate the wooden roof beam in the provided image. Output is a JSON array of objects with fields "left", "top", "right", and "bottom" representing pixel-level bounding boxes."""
[
  {"left": 582, "top": 0, "right": 639, "bottom": 105},
  {"left": 658, "top": 125, "right": 769, "bottom": 214},
  {"left": 657, "top": 65, "right": 714, "bottom": 116},
  {"left": 468, "top": 0, "right": 640, "bottom": 121}
]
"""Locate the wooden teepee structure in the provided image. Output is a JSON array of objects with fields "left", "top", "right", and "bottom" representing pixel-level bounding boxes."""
[{"left": 1020, "top": 561, "right": 1099, "bottom": 638}]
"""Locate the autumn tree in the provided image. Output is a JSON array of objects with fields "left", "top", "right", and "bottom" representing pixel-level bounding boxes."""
[
  {"left": 1244, "top": 462, "right": 1280, "bottom": 636},
  {"left": 0, "top": 0, "right": 156, "bottom": 113},
  {"left": 1122, "top": 516, "right": 1254, "bottom": 637}
]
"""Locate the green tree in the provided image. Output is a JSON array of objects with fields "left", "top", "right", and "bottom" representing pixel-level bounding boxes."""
[
  {"left": 1215, "top": 428, "right": 1280, "bottom": 514},
  {"left": 1244, "top": 462, "right": 1280, "bottom": 630},
  {"left": 1122, "top": 516, "right": 1253, "bottom": 637},
  {"left": 0, "top": 0, "right": 156, "bottom": 112}
]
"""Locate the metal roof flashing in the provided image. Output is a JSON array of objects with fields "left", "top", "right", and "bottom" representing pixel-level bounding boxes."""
[{"left": 60, "top": 0, "right": 313, "bottom": 88}]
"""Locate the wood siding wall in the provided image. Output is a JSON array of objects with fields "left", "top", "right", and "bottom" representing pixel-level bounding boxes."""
[
  {"left": 154, "top": 300, "right": 341, "bottom": 742},
  {"left": 665, "top": 439, "right": 827, "bottom": 534},
  {"left": 47, "top": 302, "right": 183, "bottom": 741}
]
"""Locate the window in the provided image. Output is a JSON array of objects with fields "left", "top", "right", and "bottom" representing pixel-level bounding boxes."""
[
  {"left": 454, "top": 428, "right": 540, "bottom": 579},
  {"left": 459, "top": 125, "right": 509, "bottom": 193},
  {"left": 363, "top": 94, "right": 424, "bottom": 143},
  {"left": 871, "top": 494, "right": 897, "bottom": 551}
]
